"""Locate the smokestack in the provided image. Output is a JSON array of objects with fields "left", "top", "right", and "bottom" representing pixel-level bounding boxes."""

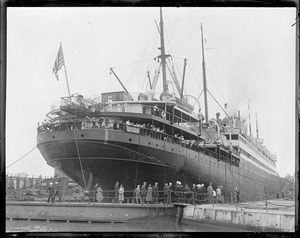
[{"left": 238, "top": 110, "right": 240, "bottom": 120}]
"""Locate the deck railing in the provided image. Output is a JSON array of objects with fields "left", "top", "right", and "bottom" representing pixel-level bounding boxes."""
[
  {"left": 37, "top": 120, "right": 239, "bottom": 166},
  {"left": 6, "top": 188, "right": 231, "bottom": 206}
]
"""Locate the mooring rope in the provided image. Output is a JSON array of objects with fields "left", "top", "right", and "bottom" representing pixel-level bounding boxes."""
[
  {"left": 73, "top": 107, "right": 87, "bottom": 191},
  {"left": 6, "top": 146, "right": 37, "bottom": 169}
]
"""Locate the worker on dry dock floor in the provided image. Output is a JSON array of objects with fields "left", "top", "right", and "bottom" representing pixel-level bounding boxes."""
[
  {"left": 47, "top": 183, "right": 54, "bottom": 203},
  {"left": 51, "top": 182, "right": 59, "bottom": 203}
]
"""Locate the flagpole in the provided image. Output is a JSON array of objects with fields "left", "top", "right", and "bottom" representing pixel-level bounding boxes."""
[{"left": 60, "top": 42, "right": 71, "bottom": 100}]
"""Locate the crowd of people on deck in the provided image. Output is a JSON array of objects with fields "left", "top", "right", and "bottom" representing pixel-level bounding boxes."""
[
  {"left": 37, "top": 116, "right": 193, "bottom": 143},
  {"left": 37, "top": 117, "right": 199, "bottom": 147}
]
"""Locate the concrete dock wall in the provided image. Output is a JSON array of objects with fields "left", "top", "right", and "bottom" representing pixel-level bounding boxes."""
[
  {"left": 6, "top": 201, "right": 176, "bottom": 223},
  {"left": 183, "top": 205, "right": 295, "bottom": 232}
]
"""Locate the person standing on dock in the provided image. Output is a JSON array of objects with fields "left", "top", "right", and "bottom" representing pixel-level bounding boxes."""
[
  {"left": 192, "top": 184, "right": 197, "bottom": 204},
  {"left": 141, "top": 182, "right": 147, "bottom": 204},
  {"left": 96, "top": 185, "right": 104, "bottom": 204},
  {"left": 184, "top": 184, "right": 192, "bottom": 204},
  {"left": 220, "top": 186, "right": 224, "bottom": 203},
  {"left": 52, "top": 182, "right": 59, "bottom": 203},
  {"left": 178, "top": 182, "right": 184, "bottom": 203},
  {"left": 196, "top": 184, "right": 201, "bottom": 204},
  {"left": 235, "top": 188, "right": 240, "bottom": 203},
  {"left": 118, "top": 185, "right": 124, "bottom": 204},
  {"left": 47, "top": 183, "right": 54, "bottom": 203},
  {"left": 152, "top": 182, "right": 159, "bottom": 204},
  {"left": 114, "top": 181, "right": 119, "bottom": 204},
  {"left": 93, "top": 183, "right": 98, "bottom": 203},
  {"left": 146, "top": 184, "right": 153, "bottom": 204},
  {"left": 134, "top": 185, "right": 142, "bottom": 204},
  {"left": 163, "top": 183, "right": 169, "bottom": 204},
  {"left": 216, "top": 186, "right": 222, "bottom": 203},
  {"left": 174, "top": 181, "right": 180, "bottom": 203},
  {"left": 212, "top": 189, "right": 217, "bottom": 203},
  {"left": 207, "top": 183, "right": 214, "bottom": 204},
  {"left": 168, "top": 182, "right": 173, "bottom": 203},
  {"left": 200, "top": 184, "right": 205, "bottom": 204}
]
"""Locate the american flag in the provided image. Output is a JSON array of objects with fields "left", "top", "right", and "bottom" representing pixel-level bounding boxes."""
[{"left": 52, "top": 44, "right": 64, "bottom": 80}]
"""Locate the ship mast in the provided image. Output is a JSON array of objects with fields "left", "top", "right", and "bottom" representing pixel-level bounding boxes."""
[
  {"left": 248, "top": 100, "right": 252, "bottom": 137},
  {"left": 159, "top": 8, "right": 169, "bottom": 93},
  {"left": 201, "top": 23, "right": 209, "bottom": 123},
  {"left": 256, "top": 113, "right": 259, "bottom": 138}
]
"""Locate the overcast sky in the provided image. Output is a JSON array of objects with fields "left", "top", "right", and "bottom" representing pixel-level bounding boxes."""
[{"left": 6, "top": 7, "right": 296, "bottom": 178}]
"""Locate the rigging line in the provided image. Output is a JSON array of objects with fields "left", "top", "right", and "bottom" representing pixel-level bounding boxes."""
[
  {"left": 124, "top": 60, "right": 145, "bottom": 88},
  {"left": 68, "top": 73, "right": 96, "bottom": 96},
  {"left": 6, "top": 147, "right": 37, "bottom": 169},
  {"left": 207, "top": 89, "right": 231, "bottom": 118},
  {"left": 125, "top": 31, "right": 158, "bottom": 88},
  {"left": 205, "top": 63, "right": 237, "bottom": 115},
  {"left": 187, "top": 62, "right": 203, "bottom": 91},
  {"left": 112, "top": 58, "right": 154, "bottom": 69},
  {"left": 163, "top": 20, "right": 186, "bottom": 95},
  {"left": 73, "top": 108, "right": 87, "bottom": 190},
  {"left": 141, "top": 34, "right": 159, "bottom": 92},
  {"left": 166, "top": 63, "right": 178, "bottom": 95},
  {"left": 164, "top": 21, "right": 181, "bottom": 76},
  {"left": 172, "top": 59, "right": 189, "bottom": 98}
]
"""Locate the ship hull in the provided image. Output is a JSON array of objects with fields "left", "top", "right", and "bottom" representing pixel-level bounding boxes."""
[{"left": 37, "top": 129, "right": 279, "bottom": 200}]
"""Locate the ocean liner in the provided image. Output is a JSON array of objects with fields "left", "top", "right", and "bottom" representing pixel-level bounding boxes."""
[{"left": 37, "top": 9, "right": 279, "bottom": 200}]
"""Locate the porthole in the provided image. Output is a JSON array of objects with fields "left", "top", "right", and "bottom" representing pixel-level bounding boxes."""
[
  {"left": 52, "top": 136, "right": 55, "bottom": 139},
  {"left": 156, "top": 144, "right": 158, "bottom": 147},
  {"left": 129, "top": 138, "right": 132, "bottom": 142},
  {"left": 81, "top": 134, "right": 84, "bottom": 137},
  {"left": 171, "top": 148, "right": 173, "bottom": 151},
  {"left": 148, "top": 142, "right": 151, "bottom": 145}
]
